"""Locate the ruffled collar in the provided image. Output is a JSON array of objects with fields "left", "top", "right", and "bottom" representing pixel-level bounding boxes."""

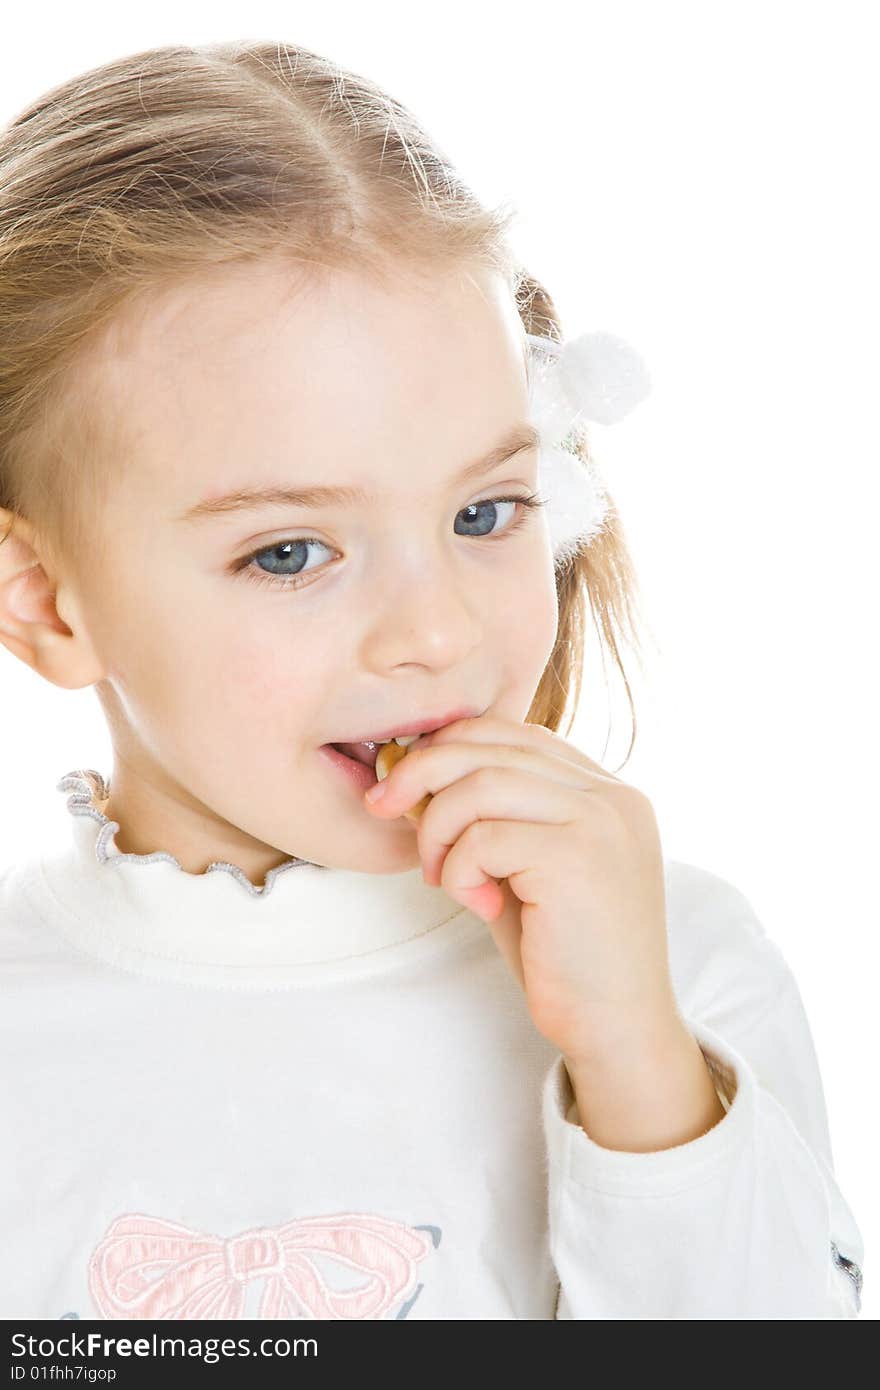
[
  {"left": 27, "top": 769, "right": 483, "bottom": 991},
  {"left": 57, "top": 768, "right": 319, "bottom": 895}
]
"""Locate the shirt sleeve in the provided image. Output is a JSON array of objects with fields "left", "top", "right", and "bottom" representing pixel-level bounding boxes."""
[{"left": 541, "top": 945, "right": 864, "bottom": 1319}]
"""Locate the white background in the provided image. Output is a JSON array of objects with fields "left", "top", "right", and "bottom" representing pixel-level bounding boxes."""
[{"left": 1, "top": 1, "right": 877, "bottom": 1318}]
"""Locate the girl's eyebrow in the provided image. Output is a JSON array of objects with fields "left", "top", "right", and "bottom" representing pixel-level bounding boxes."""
[{"left": 175, "top": 423, "right": 541, "bottom": 523}]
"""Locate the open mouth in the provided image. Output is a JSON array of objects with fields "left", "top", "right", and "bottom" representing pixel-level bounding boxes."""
[{"left": 326, "top": 735, "right": 419, "bottom": 770}]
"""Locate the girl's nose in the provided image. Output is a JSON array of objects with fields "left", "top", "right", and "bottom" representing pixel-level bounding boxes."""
[{"left": 362, "top": 566, "right": 484, "bottom": 670}]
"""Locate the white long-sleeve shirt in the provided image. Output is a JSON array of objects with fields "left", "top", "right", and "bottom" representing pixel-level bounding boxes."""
[{"left": 0, "top": 767, "right": 864, "bottom": 1320}]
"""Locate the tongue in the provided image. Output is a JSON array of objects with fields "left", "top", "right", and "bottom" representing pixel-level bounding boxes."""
[{"left": 333, "top": 742, "right": 380, "bottom": 768}]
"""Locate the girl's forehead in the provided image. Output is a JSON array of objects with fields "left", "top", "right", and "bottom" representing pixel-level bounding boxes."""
[
  {"left": 104, "top": 256, "right": 518, "bottom": 363},
  {"left": 92, "top": 264, "right": 530, "bottom": 503}
]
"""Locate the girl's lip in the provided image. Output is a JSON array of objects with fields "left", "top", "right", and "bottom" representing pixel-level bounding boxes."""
[
  {"left": 318, "top": 742, "right": 380, "bottom": 791},
  {"left": 325, "top": 705, "right": 485, "bottom": 746}
]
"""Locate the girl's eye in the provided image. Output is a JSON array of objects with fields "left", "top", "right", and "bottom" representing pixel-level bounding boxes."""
[{"left": 233, "top": 491, "right": 548, "bottom": 593}]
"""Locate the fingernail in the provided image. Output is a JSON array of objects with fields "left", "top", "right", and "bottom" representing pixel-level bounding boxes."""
[{"left": 364, "top": 780, "right": 388, "bottom": 803}]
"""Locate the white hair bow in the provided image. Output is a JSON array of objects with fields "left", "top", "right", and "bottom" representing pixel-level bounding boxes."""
[{"left": 526, "top": 331, "right": 651, "bottom": 565}]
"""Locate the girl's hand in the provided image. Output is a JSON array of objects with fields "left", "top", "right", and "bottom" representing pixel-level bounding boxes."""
[{"left": 363, "top": 715, "right": 683, "bottom": 1069}]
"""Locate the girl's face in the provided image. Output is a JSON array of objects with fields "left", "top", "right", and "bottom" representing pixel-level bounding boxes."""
[{"left": 62, "top": 257, "right": 559, "bottom": 879}]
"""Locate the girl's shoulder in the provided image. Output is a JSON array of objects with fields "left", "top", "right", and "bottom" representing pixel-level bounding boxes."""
[
  {"left": 662, "top": 857, "right": 796, "bottom": 1027},
  {"left": 664, "top": 856, "right": 769, "bottom": 933},
  {"left": 0, "top": 851, "right": 61, "bottom": 970}
]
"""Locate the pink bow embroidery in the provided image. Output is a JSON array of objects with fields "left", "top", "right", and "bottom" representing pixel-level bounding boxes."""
[{"left": 88, "top": 1211, "right": 435, "bottom": 1319}]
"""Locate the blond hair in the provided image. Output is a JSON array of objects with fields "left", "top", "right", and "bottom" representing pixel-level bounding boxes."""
[{"left": 0, "top": 39, "right": 651, "bottom": 767}]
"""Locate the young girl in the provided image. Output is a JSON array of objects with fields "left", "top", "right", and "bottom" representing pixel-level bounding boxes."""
[{"left": 0, "top": 39, "right": 864, "bottom": 1321}]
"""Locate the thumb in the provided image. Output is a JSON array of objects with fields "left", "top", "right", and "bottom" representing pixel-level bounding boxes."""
[{"left": 462, "top": 877, "right": 524, "bottom": 991}]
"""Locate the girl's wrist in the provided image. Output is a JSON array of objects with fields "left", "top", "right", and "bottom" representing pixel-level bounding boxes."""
[{"left": 563, "top": 1024, "right": 727, "bottom": 1153}]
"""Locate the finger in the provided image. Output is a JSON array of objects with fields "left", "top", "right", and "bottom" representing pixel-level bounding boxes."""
[
  {"left": 438, "top": 820, "right": 556, "bottom": 990},
  {"left": 411, "top": 764, "right": 583, "bottom": 887},
  {"left": 365, "top": 738, "right": 596, "bottom": 829},
  {"left": 414, "top": 715, "right": 625, "bottom": 784},
  {"left": 466, "top": 876, "right": 525, "bottom": 990}
]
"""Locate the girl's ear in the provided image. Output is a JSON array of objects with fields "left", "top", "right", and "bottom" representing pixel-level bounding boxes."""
[{"left": 0, "top": 510, "right": 105, "bottom": 689}]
